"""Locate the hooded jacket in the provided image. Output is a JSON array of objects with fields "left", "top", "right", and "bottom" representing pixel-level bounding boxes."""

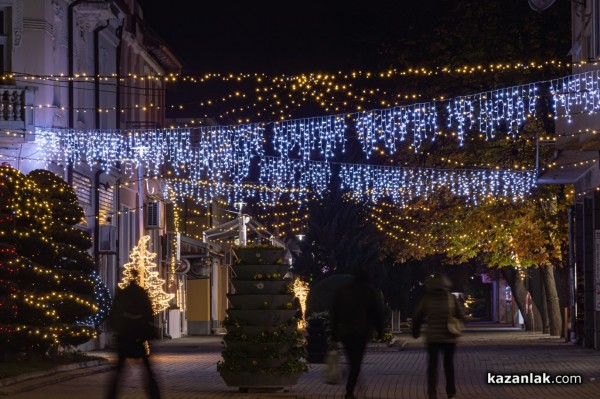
[{"left": 412, "top": 274, "right": 465, "bottom": 343}]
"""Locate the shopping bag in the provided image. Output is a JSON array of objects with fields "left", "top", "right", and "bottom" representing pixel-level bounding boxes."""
[{"left": 324, "top": 349, "right": 341, "bottom": 384}]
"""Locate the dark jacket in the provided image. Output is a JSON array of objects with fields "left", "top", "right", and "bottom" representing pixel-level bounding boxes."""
[
  {"left": 412, "top": 274, "right": 464, "bottom": 344},
  {"left": 331, "top": 277, "right": 385, "bottom": 341},
  {"left": 110, "top": 283, "right": 154, "bottom": 341}
]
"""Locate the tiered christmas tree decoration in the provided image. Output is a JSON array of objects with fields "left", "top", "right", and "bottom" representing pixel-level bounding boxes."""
[
  {"left": 119, "top": 235, "right": 173, "bottom": 315},
  {"left": 218, "top": 245, "right": 307, "bottom": 392},
  {"left": 0, "top": 167, "right": 109, "bottom": 356}
]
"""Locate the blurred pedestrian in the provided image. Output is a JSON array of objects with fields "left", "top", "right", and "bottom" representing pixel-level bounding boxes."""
[
  {"left": 412, "top": 273, "right": 464, "bottom": 399},
  {"left": 331, "top": 269, "right": 384, "bottom": 399},
  {"left": 105, "top": 269, "right": 160, "bottom": 399}
]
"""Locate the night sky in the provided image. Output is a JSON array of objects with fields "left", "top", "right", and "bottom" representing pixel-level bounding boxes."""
[
  {"left": 140, "top": 0, "right": 433, "bottom": 74},
  {"left": 140, "top": 0, "right": 571, "bottom": 121}
]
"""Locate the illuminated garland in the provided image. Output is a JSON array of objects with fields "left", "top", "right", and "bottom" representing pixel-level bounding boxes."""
[
  {"left": 447, "top": 85, "right": 538, "bottom": 141},
  {"left": 551, "top": 70, "right": 600, "bottom": 120},
  {"left": 35, "top": 80, "right": 540, "bottom": 167},
  {"left": 356, "top": 103, "right": 438, "bottom": 156},
  {"left": 36, "top": 70, "right": 600, "bottom": 208},
  {"left": 77, "top": 271, "right": 111, "bottom": 327},
  {"left": 0, "top": 59, "right": 569, "bottom": 82},
  {"left": 36, "top": 128, "right": 192, "bottom": 174},
  {"left": 258, "top": 157, "right": 332, "bottom": 205},
  {"left": 272, "top": 115, "right": 347, "bottom": 159},
  {"left": 163, "top": 160, "right": 536, "bottom": 207},
  {"left": 339, "top": 164, "right": 537, "bottom": 206}
]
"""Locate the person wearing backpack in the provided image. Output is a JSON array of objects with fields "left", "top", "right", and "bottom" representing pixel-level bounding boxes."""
[
  {"left": 412, "top": 273, "right": 464, "bottom": 399},
  {"left": 105, "top": 269, "right": 160, "bottom": 399}
]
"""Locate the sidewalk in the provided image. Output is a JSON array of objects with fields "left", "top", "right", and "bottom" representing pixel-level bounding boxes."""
[{"left": 2, "top": 328, "right": 600, "bottom": 398}]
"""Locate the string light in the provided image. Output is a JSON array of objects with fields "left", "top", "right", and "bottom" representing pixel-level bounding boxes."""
[
  {"left": 119, "top": 235, "right": 174, "bottom": 315},
  {"left": 0, "top": 59, "right": 569, "bottom": 83},
  {"left": 356, "top": 103, "right": 438, "bottom": 156},
  {"left": 0, "top": 167, "right": 104, "bottom": 351},
  {"left": 551, "top": 70, "right": 600, "bottom": 121},
  {"left": 339, "top": 164, "right": 536, "bottom": 206},
  {"left": 272, "top": 115, "right": 347, "bottom": 159},
  {"left": 35, "top": 68, "right": 600, "bottom": 209}
]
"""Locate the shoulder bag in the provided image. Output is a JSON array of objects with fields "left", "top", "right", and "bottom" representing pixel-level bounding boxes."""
[{"left": 447, "top": 294, "right": 464, "bottom": 337}]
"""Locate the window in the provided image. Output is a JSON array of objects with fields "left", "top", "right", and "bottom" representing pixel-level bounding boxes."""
[
  {"left": 592, "top": 0, "right": 600, "bottom": 59},
  {"left": 0, "top": 7, "right": 10, "bottom": 73},
  {"left": 99, "top": 185, "right": 114, "bottom": 225},
  {"left": 73, "top": 172, "right": 92, "bottom": 206}
]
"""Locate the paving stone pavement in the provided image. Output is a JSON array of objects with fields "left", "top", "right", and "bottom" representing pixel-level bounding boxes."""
[{"left": 3, "top": 328, "right": 600, "bottom": 399}]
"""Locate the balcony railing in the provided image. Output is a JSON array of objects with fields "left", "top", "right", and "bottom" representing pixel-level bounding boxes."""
[{"left": 0, "top": 85, "right": 34, "bottom": 134}]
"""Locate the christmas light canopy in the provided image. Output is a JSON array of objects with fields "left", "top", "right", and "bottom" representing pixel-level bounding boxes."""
[{"left": 34, "top": 71, "right": 594, "bottom": 207}]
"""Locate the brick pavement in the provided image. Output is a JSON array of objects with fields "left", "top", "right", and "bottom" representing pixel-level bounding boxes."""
[{"left": 4, "top": 328, "right": 600, "bottom": 399}]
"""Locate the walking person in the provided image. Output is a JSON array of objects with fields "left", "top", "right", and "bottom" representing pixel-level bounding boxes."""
[
  {"left": 331, "top": 269, "right": 384, "bottom": 399},
  {"left": 412, "top": 273, "right": 464, "bottom": 399},
  {"left": 105, "top": 269, "right": 161, "bottom": 399}
]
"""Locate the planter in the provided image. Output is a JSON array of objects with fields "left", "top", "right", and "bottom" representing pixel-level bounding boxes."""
[
  {"left": 226, "top": 325, "right": 296, "bottom": 335},
  {"left": 227, "top": 309, "right": 297, "bottom": 326},
  {"left": 227, "top": 294, "right": 294, "bottom": 310},
  {"left": 223, "top": 340, "right": 293, "bottom": 355},
  {"left": 221, "top": 250, "right": 305, "bottom": 391},
  {"left": 236, "top": 357, "right": 288, "bottom": 368},
  {"left": 220, "top": 371, "right": 302, "bottom": 389},
  {"left": 232, "top": 280, "right": 292, "bottom": 295},
  {"left": 234, "top": 248, "right": 286, "bottom": 264},
  {"left": 231, "top": 264, "right": 291, "bottom": 280}
]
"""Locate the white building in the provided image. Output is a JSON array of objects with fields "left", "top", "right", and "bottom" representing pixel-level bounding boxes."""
[{"left": 0, "top": 0, "right": 184, "bottom": 348}]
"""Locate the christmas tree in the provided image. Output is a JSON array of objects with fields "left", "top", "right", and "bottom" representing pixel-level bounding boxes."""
[
  {"left": 29, "top": 170, "right": 111, "bottom": 329},
  {"left": 119, "top": 235, "right": 173, "bottom": 315},
  {"left": 0, "top": 181, "right": 19, "bottom": 335},
  {"left": 0, "top": 167, "right": 102, "bottom": 355}
]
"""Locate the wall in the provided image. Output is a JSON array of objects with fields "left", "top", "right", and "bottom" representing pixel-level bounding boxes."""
[{"left": 187, "top": 278, "right": 211, "bottom": 335}]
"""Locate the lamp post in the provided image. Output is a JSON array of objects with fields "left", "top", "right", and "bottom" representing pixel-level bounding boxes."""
[{"left": 234, "top": 201, "right": 249, "bottom": 246}]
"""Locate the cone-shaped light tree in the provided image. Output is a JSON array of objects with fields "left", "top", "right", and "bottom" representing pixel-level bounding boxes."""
[
  {"left": 28, "top": 169, "right": 111, "bottom": 328},
  {"left": 0, "top": 167, "right": 100, "bottom": 355},
  {"left": 119, "top": 235, "right": 173, "bottom": 315}
]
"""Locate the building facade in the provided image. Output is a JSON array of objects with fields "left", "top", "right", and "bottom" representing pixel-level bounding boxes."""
[
  {"left": 538, "top": 0, "right": 600, "bottom": 349},
  {"left": 0, "top": 0, "right": 184, "bottom": 348}
]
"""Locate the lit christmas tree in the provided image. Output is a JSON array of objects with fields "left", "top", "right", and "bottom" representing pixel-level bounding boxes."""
[
  {"left": 28, "top": 169, "right": 111, "bottom": 329},
  {"left": 0, "top": 182, "right": 19, "bottom": 335},
  {"left": 119, "top": 235, "right": 173, "bottom": 315},
  {"left": 0, "top": 167, "right": 99, "bottom": 355}
]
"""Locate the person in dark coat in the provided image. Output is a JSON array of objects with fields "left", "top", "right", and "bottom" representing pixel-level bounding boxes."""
[
  {"left": 331, "top": 269, "right": 384, "bottom": 399},
  {"left": 105, "top": 269, "right": 160, "bottom": 399},
  {"left": 412, "top": 273, "right": 464, "bottom": 399}
]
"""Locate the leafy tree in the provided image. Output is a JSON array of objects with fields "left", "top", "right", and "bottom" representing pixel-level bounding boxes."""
[
  {"left": 292, "top": 189, "right": 381, "bottom": 283},
  {"left": 367, "top": 0, "right": 572, "bottom": 335}
]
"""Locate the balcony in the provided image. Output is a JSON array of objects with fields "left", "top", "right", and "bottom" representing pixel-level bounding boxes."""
[{"left": 0, "top": 85, "right": 34, "bottom": 139}]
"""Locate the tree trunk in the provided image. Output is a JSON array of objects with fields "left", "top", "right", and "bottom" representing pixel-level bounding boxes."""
[
  {"left": 502, "top": 267, "right": 542, "bottom": 331},
  {"left": 540, "top": 265, "right": 563, "bottom": 336},
  {"left": 540, "top": 274, "right": 550, "bottom": 334}
]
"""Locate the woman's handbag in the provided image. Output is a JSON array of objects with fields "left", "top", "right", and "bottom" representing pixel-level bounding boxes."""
[
  {"left": 324, "top": 349, "right": 341, "bottom": 384},
  {"left": 447, "top": 294, "right": 464, "bottom": 337}
]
